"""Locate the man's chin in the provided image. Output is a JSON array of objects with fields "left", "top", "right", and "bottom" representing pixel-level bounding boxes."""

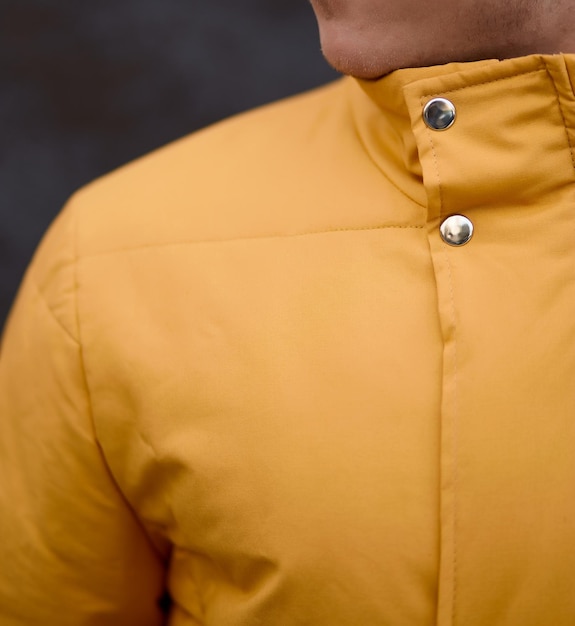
[
  {"left": 323, "top": 56, "right": 390, "bottom": 80},
  {"left": 318, "top": 28, "right": 403, "bottom": 79}
]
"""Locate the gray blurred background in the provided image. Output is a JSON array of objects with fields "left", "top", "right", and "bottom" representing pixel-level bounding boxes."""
[{"left": 1, "top": 0, "right": 337, "bottom": 328}]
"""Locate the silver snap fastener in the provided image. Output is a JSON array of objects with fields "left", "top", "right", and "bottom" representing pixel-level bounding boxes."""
[
  {"left": 440, "top": 215, "right": 474, "bottom": 246},
  {"left": 423, "top": 98, "right": 456, "bottom": 131}
]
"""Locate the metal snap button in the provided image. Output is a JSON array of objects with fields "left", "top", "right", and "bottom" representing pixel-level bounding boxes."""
[
  {"left": 440, "top": 215, "right": 474, "bottom": 246},
  {"left": 423, "top": 98, "right": 456, "bottom": 131}
]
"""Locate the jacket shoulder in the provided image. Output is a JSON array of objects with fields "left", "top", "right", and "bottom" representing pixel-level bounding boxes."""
[{"left": 71, "top": 79, "right": 349, "bottom": 258}]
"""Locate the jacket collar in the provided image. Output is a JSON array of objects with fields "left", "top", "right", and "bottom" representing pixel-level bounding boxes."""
[{"left": 349, "top": 54, "right": 575, "bottom": 219}]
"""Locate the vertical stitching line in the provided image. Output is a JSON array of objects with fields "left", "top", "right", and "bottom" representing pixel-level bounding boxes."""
[
  {"left": 71, "top": 202, "right": 97, "bottom": 442},
  {"left": 425, "top": 115, "right": 445, "bottom": 211},
  {"left": 543, "top": 59, "right": 575, "bottom": 177},
  {"left": 445, "top": 254, "right": 459, "bottom": 626},
  {"left": 71, "top": 201, "right": 169, "bottom": 564},
  {"left": 422, "top": 94, "right": 458, "bottom": 626}
]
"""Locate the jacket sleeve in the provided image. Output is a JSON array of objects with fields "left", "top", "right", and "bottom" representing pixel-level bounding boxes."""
[{"left": 0, "top": 202, "right": 168, "bottom": 625}]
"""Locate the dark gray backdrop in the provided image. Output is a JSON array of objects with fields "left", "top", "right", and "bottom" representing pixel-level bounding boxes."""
[{"left": 1, "top": 0, "right": 337, "bottom": 328}]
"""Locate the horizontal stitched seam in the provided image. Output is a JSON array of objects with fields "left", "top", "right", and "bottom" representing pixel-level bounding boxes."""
[
  {"left": 80, "top": 223, "right": 425, "bottom": 259},
  {"left": 422, "top": 68, "right": 545, "bottom": 98}
]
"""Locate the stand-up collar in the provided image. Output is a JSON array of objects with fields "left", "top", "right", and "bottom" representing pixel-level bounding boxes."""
[{"left": 349, "top": 54, "right": 575, "bottom": 219}]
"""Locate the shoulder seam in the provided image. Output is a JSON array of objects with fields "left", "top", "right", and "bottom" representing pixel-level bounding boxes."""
[
  {"left": 78, "top": 223, "right": 426, "bottom": 260},
  {"left": 30, "top": 277, "right": 80, "bottom": 346},
  {"left": 69, "top": 199, "right": 96, "bottom": 429}
]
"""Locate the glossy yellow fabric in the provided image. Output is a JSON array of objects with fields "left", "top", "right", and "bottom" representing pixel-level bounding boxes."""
[{"left": 1, "top": 53, "right": 575, "bottom": 625}]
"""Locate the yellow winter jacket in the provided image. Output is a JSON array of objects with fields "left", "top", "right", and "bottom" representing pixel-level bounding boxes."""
[{"left": 1, "top": 53, "right": 575, "bottom": 626}]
